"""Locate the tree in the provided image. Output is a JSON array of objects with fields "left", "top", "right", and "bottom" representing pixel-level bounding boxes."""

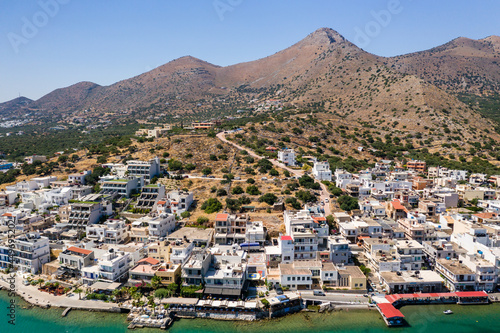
[
  {"left": 216, "top": 188, "right": 227, "bottom": 196},
  {"left": 96, "top": 155, "right": 108, "bottom": 164},
  {"left": 209, "top": 154, "right": 218, "bottom": 161},
  {"left": 246, "top": 185, "right": 261, "bottom": 195},
  {"left": 207, "top": 130, "right": 216, "bottom": 138},
  {"left": 154, "top": 288, "right": 170, "bottom": 299},
  {"left": 74, "top": 288, "right": 83, "bottom": 300},
  {"left": 246, "top": 178, "right": 255, "bottom": 184},
  {"left": 269, "top": 169, "right": 279, "bottom": 176},
  {"left": 337, "top": 195, "right": 359, "bottom": 211},
  {"left": 202, "top": 167, "right": 212, "bottom": 175},
  {"left": 201, "top": 198, "right": 223, "bottom": 214},
  {"left": 232, "top": 186, "right": 244, "bottom": 195},
  {"left": 180, "top": 211, "right": 191, "bottom": 219},
  {"left": 259, "top": 193, "right": 278, "bottom": 205},
  {"left": 168, "top": 159, "right": 183, "bottom": 171},
  {"left": 57, "top": 155, "right": 68, "bottom": 163},
  {"left": 151, "top": 276, "right": 162, "bottom": 290},
  {"left": 283, "top": 170, "right": 291, "bottom": 178},
  {"left": 299, "top": 175, "right": 320, "bottom": 189},
  {"left": 197, "top": 216, "right": 209, "bottom": 225},
  {"left": 295, "top": 190, "right": 316, "bottom": 203},
  {"left": 285, "top": 197, "right": 302, "bottom": 209},
  {"left": 226, "top": 198, "right": 241, "bottom": 212},
  {"left": 70, "top": 154, "right": 79, "bottom": 163}
]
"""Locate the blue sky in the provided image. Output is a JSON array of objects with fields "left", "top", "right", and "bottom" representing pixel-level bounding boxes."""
[{"left": 1, "top": 0, "right": 499, "bottom": 103}]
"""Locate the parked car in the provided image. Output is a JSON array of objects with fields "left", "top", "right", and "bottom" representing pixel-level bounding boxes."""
[
  {"left": 313, "top": 290, "right": 325, "bottom": 296},
  {"left": 275, "top": 285, "right": 283, "bottom": 295}
]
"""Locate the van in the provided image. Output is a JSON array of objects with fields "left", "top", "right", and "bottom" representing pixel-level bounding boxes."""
[{"left": 313, "top": 290, "right": 325, "bottom": 296}]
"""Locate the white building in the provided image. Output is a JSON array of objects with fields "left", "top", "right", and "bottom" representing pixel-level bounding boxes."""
[
  {"left": 138, "top": 213, "right": 176, "bottom": 239},
  {"left": 277, "top": 149, "right": 296, "bottom": 166},
  {"left": 82, "top": 249, "right": 129, "bottom": 284},
  {"left": 166, "top": 190, "right": 194, "bottom": 215},
  {"left": 312, "top": 161, "right": 332, "bottom": 181},
  {"left": 86, "top": 219, "right": 128, "bottom": 244},
  {"left": 13, "top": 232, "right": 50, "bottom": 274}
]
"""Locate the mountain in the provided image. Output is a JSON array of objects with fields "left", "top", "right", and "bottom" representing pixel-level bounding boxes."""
[
  {"left": 385, "top": 36, "right": 500, "bottom": 95},
  {"left": 2, "top": 28, "right": 500, "bottom": 138},
  {"left": 0, "top": 96, "right": 33, "bottom": 117}
]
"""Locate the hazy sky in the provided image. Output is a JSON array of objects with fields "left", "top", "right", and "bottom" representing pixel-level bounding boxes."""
[{"left": 1, "top": 0, "right": 499, "bottom": 103}]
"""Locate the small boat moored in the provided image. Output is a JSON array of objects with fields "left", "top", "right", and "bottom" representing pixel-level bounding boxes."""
[{"left": 443, "top": 310, "right": 453, "bottom": 314}]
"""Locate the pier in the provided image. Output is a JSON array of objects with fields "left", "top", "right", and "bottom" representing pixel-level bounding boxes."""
[
  {"left": 374, "top": 291, "right": 489, "bottom": 327},
  {"left": 61, "top": 307, "right": 72, "bottom": 317}
]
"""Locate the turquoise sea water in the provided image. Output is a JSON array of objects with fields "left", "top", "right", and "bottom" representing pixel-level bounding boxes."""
[{"left": 1, "top": 291, "right": 499, "bottom": 333}]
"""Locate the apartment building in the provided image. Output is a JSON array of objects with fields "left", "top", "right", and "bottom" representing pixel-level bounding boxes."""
[
  {"left": 166, "top": 190, "right": 194, "bottom": 214},
  {"left": 126, "top": 157, "right": 160, "bottom": 181},
  {"left": 82, "top": 249, "right": 129, "bottom": 284},
  {"left": 214, "top": 213, "right": 249, "bottom": 245},
  {"left": 312, "top": 161, "right": 332, "bottom": 181},
  {"left": 181, "top": 249, "right": 212, "bottom": 286},
  {"left": 407, "top": 160, "right": 426, "bottom": 173},
  {"left": 86, "top": 219, "right": 128, "bottom": 244},
  {"left": 135, "top": 184, "right": 165, "bottom": 209},
  {"left": 12, "top": 232, "right": 50, "bottom": 274},
  {"left": 101, "top": 177, "right": 142, "bottom": 198},
  {"left": 58, "top": 246, "right": 94, "bottom": 276},
  {"left": 277, "top": 148, "right": 296, "bottom": 166}
]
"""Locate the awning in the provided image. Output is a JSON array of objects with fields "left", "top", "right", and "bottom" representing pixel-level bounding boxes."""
[
  {"left": 204, "top": 287, "right": 241, "bottom": 296},
  {"left": 90, "top": 281, "right": 121, "bottom": 291},
  {"left": 378, "top": 303, "right": 404, "bottom": 319}
]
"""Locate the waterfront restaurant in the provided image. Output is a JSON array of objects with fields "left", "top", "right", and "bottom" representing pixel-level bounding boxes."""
[{"left": 377, "top": 303, "right": 405, "bottom": 326}]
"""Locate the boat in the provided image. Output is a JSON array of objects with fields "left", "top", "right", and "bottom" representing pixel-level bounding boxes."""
[{"left": 443, "top": 310, "right": 453, "bottom": 314}]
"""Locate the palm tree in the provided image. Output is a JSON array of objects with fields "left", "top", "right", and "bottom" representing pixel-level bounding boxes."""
[
  {"left": 148, "top": 296, "right": 157, "bottom": 316},
  {"left": 151, "top": 276, "right": 162, "bottom": 290},
  {"left": 38, "top": 279, "right": 45, "bottom": 288},
  {"left": 74, "top": 288, "right": 83, "bottom": 300}
]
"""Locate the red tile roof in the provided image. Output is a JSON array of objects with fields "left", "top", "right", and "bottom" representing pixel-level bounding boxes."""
[
  {"left": 281, "top": 235, "right": 293, "bottom": 241},
  {"left": 138, "top": 257, "right": 160, "bottom": 265},
  {"left": 157, "top": 201, "right": 166, "bottom": 205},
  {"left": 215, "top": 213, "right": 229, "bottom": 221},
  {"left": 67, "top": 246, "right": 92, "bottom": 255},
  {"left": 377, "top": 303, "right": 404, "bottom": 319}
]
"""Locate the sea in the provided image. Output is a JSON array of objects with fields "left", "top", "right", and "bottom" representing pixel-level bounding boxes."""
[{"left": 1, "top": 291, "right": 499, "bottom": 333}]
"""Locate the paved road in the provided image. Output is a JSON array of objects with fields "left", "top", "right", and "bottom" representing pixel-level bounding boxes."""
[{"left": 218, "top": 131, "right": 333, "bottom": 215}]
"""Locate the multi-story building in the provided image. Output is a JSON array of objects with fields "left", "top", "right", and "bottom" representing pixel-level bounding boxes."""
[
  {"left": 82, "top": 250, "right": 129, "bottom": 284},
  {"left": 284, "top": 210, "right": 329, "bottom": 260},
  {"left": 245, "top": 220, "right": 266, "bottom": 245},
  {"left": 407, "top": 160, "right": 426, "bottom": 173},
  {"left": 126, "top": 157, "right": 160, "bottom": 181},
  {"left": 181, "top": 249, "right": 212, "bottom": 286},
  {"left": 13, "top": 232, "right": 50, "bottom": 274},
  {"left": 214, "top": 213, "right": 249, "bottom": 245},
  {"left": 67, "top": 201, "right": 104, "bottom": 229},
  {"left": 204, "top": 246, "right": 248, "bottom": 297},
  {"left": 86, "top": 219, "right": 128, "bottom": 244},
  {"left": 137, "top": 213, "right": 176, "bottom": 240},
  {"left": 277, "top": 149, "right": 296, "bottom": 166},
  {"left": 326, "top": 235, "right": 351, "bottom": 264},
  {"left": 100, "top": 177, "right": 143, "bottom": 198},
  {"left": 135, "top": 184, "right": 165, "bottom": 209},
  {"left": 435, "top": 259, "right": 476, "bottom": 291},
  {"left": 165, "top": 190, "right": 194, "bottom": 215},
  {"left": 396, "top": 240, "right": 424, "bottom": 271},
  {"left": 312, "top": 161, "right": 332, "bottom": 181},
  {"left": 58, "top": 246, "right": 94, "bottom": 276}
]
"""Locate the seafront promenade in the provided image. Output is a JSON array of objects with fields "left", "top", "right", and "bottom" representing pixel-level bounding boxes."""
[{"left": 0, "top": 274, "right": 119, "bottom": 311}]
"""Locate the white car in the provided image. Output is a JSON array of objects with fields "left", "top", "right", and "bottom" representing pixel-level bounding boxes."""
[{"left": 325, "top": 199, "right": 329, "bottom": 203}]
